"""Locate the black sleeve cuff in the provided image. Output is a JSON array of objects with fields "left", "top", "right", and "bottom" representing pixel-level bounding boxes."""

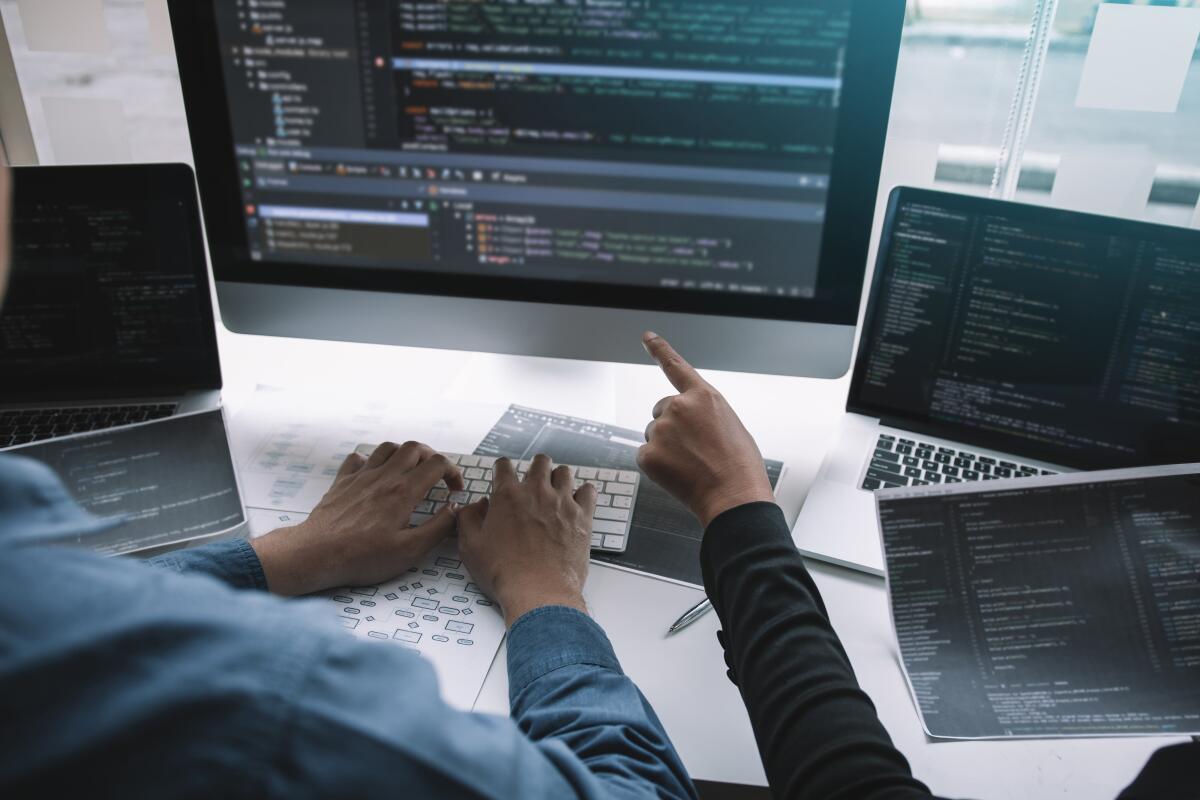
[{"left": 700, "top": 501, "right": 792, "bottom": 580}]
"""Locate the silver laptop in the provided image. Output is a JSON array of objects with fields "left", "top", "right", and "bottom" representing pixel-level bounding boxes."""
[
  {"left": 793, "top": 187, "right": 1200, "bottom": 576},
  {"left": 0, "top": 164, "right": 221, "bottom": 448}
]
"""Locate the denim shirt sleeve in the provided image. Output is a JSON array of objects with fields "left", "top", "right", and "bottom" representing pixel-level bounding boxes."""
[
  {"left": 145, "top": 538, "right": 269, "bottom": 591},
  {"left": 507, "top": 605, "right": 697, "bottom": 799}
]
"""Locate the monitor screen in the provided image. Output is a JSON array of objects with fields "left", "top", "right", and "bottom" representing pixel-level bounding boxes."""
[
  {"left": 172, "top": 0, "right": 902, "bottom": 324},
  {"left": 849, "top": 189, "right": 1200, "bottom": 470},
  {"left": 0, "top": 165, "right": 221, "bottom": 401}
]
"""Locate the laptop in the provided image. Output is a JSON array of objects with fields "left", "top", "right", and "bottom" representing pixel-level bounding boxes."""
[
  {"left": 793, "top": 187, "right": 1200, "bottom": 576},
  {"left": 0, "top": 164, "right": 222, "bottom": 449}
]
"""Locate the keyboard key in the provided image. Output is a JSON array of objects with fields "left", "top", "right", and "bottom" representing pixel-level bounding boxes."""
[
  {"left": 598, "top": 469, "right": 618, "bottom": 481},
  {"left": 603, "top": 534, "right": 624, "bottom": 550},
  {"left": 902, "top": 456, "right": 919, "bottom": 467},
  {"left": 953, "top": 457, "right": 970, "bottom": 468},
  {"left": 592, "top": 519, "right": 625, "bottom": 535},
  {"left": 871, "top": 459, "right": 902, "bottom": 475},
  {"left": 962, "top": 470, "right": 980, "bottom": 481},
  {"left": 866, "top": 468, "right": 904, "bottom": 484},
  {"left": 617, "top": 471, "right": 639, "bottom": 483},
  {"left": 862, "top": 478, "right": 882, "bottom": 490},
  {"left": 934, "top": 453, "right": 951, "bottom": 464},
  {"left": 877, "top": 440, "right": 894, "bottom": 451},
  {"left": 613, "top": 496, "right": 632, "bottom": 509},
  {"left": 946, "top": 477, "right": 962, "bottom": 483},
  {"left": 896, "top": 444, "right": 912, "bottom": 455},
  {"left": 879, "top": 434, "right": 895, "bottom": 442},
  {"left": 999, "top": 461, "right": 1017, "bottom": 469},
  {"left": 924, "top": 471, "right": 941, "bottom": 483},
  {"left": 606, "top": 482, "right": 635, "bottom": 496},
  {"left": 978, "top": 456, "right": 996, "bottom": 465},
  {"left": 943, "top": 465, "right": 959, "bottom": 477},
  {"left": 994, "top": 467, "right": 1012, "bottom": 478},
  {"left": 904, "top": 467, "right": 922, "bottom": 479},
  {"left": 922, "top": 460, "right": 938, "bottom": 471},
  {"left": 899, "top": 438, "right": 915, "bottom": 446},
  {"left": 595, "top": 494, "right": 611, "bottom": 506},
  {"left": 595, "top": 507, "right": 630, "bottom": 521},
  {"left": 874, "top": 450, "right": 900, "bottom": 463},
  {"left": 916, "top": 448, "right": 932, "bottom": 460}
]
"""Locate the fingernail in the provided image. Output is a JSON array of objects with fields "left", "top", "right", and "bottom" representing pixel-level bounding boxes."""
[{"left": 448, "top": 502, "right": 459, "bottom": 513}]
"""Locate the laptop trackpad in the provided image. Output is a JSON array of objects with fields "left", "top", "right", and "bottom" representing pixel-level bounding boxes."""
[{"left": 792, "top": 480, "right": 885, "bottom": 576}]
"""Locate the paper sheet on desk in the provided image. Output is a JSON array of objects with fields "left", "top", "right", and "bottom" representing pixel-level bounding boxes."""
[
  {"left": 233, "top": 392, "right": 509, "bottom": 711},
  {"left": 877, "top": 464, "right": 1200, "bottom": 740},
  {"left": 230, "top": 387, "right": 506, "bottom": 512},
  {"left": 245, "top": 509, "right": 506, "bottom": 712}
]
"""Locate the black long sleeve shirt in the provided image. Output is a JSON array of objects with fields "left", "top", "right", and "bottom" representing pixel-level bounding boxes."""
[{"left": 700, "top": 502, "right": 1195, "bottom": 800}]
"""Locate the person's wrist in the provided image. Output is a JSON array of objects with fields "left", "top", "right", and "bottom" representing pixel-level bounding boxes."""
[
  {"left": 250, "top": 522, "right": 338, "bottom": 596},
  {"left": 695, "top": 482, "right": 776, "bottom": 528},
  {"left": 499, "top": 586, "right": 588, "bottom": 627}
]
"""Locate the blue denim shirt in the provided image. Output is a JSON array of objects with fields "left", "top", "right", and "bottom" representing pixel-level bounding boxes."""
[{"left": 0, "top": 454, "right": 695, "bottom": 798}]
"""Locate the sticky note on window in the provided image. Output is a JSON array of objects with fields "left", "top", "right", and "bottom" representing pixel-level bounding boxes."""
[
  {"left": 16, "top": 0, "right": 110, "bottom": 53},
  {"left": 41, "top": 97, "right": 131, "bottom": 164},
  {"left": 1050, "top": 148, "right": 1156, "bottom": 219},
  {"left": 1076, "top": 5, "right": 1200, "bottom": 114}
]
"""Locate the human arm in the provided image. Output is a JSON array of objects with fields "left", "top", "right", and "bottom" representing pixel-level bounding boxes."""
[
  {"left": 147, "top": 441, "right": 465, "bottom": 595},
  {"left": 638, "top": 332, "right": 937, "bottom": 799},
  {"left": 456, "top": 454, "right": 696, "bottom": 798},
  {"left": 1, "top": 539, "right": 683, "bottom": 799}
]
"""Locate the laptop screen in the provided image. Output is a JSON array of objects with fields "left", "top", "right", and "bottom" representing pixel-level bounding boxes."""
[
  {"left": 848, "top": 188, "right": 1200, "bottom": 470},
  {"left": 0, "top": 165, "right": 221, "bottom": 402}
]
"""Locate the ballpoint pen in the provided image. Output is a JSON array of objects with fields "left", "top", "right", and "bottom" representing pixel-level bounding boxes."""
[{"left": 667, "top": 597, "right": 713, "bottom": 634}]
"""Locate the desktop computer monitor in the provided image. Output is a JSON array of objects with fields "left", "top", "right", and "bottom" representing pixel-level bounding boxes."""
[{"left": 169, "top": 0, "right": 903, "bottom": 378}]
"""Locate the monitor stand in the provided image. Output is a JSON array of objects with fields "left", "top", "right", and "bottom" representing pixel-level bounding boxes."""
[{"left": 443, "top": 352, "right": 619, "bottom": 423}]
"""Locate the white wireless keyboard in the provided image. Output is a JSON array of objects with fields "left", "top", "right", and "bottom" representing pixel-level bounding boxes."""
[{"left": 355, "top": 446, "right": 639, "bottom": 553}]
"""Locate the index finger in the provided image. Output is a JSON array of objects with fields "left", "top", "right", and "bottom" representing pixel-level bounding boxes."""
[
  {"left": 491, "top": 457, "right": 517, "bottom": 491},
  {"left": 642, "top": 331, "right": 706, "bottom": 393},
  {"left": 407, "top": 454, "right": 463, "bottom": 498}
]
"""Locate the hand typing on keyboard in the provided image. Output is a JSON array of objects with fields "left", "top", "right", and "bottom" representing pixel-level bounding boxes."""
[
  {"left": 456, "top": 454, "right": 595, "bottom": 627},
  {"left": 250, "top": 441, "right": 466, "bottom": 596},
  {"left": 356, "top": 448, "right": 640, "bottom": 553}
]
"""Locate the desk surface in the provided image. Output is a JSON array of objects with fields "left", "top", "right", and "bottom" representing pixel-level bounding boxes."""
[{"left": 218, "top": 329, "right": 1182, "bottom": 798}]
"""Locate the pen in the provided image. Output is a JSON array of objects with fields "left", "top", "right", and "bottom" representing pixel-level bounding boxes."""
[{"left": 668, "top": 597, "right": 713, "bottom": 634}]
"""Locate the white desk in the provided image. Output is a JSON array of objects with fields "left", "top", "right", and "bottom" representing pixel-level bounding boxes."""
[{"left": 218, "top": 328, "right": 1183, "bottom": 797}]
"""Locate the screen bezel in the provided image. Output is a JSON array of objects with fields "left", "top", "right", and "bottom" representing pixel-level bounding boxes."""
[
  {"left": 2, "top": 163, "right": 223, "bottom": 403},
  {"left": 168, "top": 0, "right": 905, "bottom": 326},
  {"left": 848, "top": 186, "right": 1200, "bottom": 470}
]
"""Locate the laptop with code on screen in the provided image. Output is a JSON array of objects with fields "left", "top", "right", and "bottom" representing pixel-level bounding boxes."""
[
  {"left": 792, "top": 187, "right": 1200, "bottom": 575},
  {"left": 0, "top": 164, "right": 222, "bottom": 449}
]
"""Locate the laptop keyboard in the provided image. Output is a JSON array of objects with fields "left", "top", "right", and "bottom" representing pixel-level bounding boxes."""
[
  {"left": 862, "top": 434, "right": 1058, "bottom": 490},
  {"left": 0, "top": 404, "right": 177, "bottom": 448}
]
